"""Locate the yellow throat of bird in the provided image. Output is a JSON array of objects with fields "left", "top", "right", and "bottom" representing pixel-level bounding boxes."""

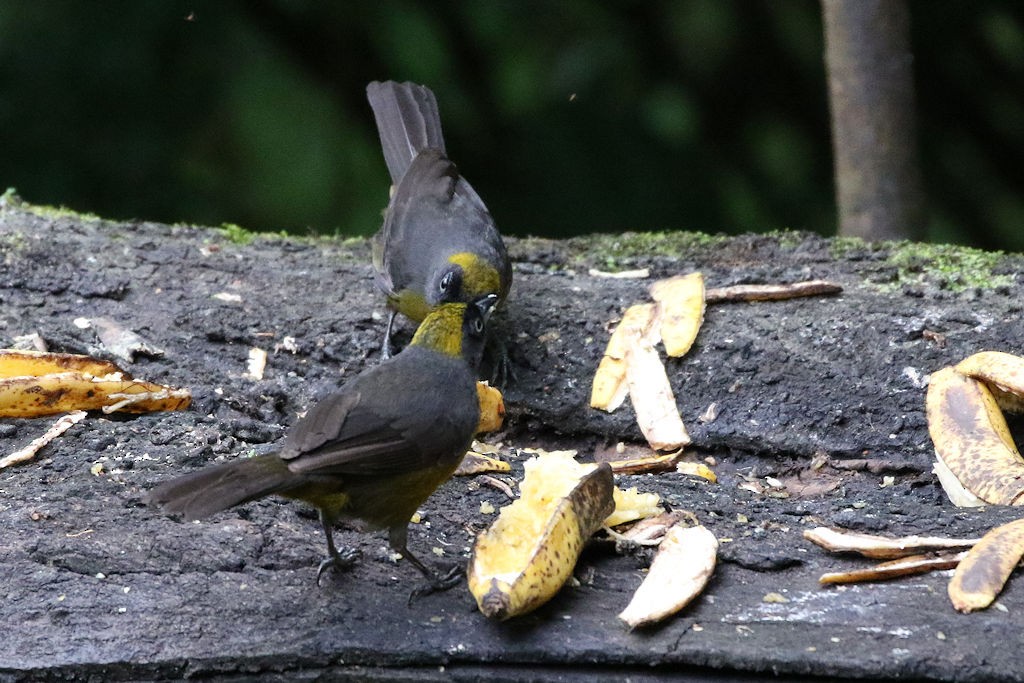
[{"left": 410, "top": 303, "right": 468, "bottom": 358}]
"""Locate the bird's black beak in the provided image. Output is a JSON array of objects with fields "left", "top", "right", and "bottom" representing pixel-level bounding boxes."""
[{"left": 474, "top": 294, "right": 499, "bottom": 322}]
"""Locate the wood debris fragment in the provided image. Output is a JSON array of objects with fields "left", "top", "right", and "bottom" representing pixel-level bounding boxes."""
[
  {"left": 804, "top": 526, "right": 981, "bottom": 559},
  {"left": 605, "top": 450, "right": 683, "bottom": 475},
  {"left": 818, "top": 551, "right": 967, "bottom": 585},
  {"left": 1, "top": 411, "right": 88, "bottom": 469},
  {"left": 588, "top": 268, "right": 650, "bottom": 279},
  {"left": 704, "top": 280, "right": 842, "bottom": 303}
]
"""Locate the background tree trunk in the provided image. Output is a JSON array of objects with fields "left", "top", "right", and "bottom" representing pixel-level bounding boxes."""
[{"left": 823, "top": 0, "right": 925, "bottom": 241}]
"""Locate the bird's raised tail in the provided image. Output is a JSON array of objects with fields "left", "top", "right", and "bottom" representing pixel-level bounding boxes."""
[
  {"left": 144, "top": 454, "right": 294, "bottom": 521},
  {"left": 367, "top": 80, "right": 446, "bottom": 184}
]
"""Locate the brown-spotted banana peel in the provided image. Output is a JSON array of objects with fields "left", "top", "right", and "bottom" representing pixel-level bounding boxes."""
[
  {"left": 956, "top": 351, "right": 1024, "bottom": 415},
  {"left": 618, "top": 523, "right": 718, "bottom": 630},
  {"left": 467, "top": 454, "right": 615, "bottom": 620},
  {"left": 926, "top": 366, "right": 1024, "bottom": 506},
  {"left": 0, "top": 349, "right": 191, "bottom": 418},
  {"left": 0, "top": 349, "right": 122, "bottom": 379},
  {"left": 948, "top": 518, "right": 1024, "bottom": 612}
]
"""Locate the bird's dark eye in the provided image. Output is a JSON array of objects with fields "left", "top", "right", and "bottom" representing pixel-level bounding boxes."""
[
  {"left": 472, "top": 316, "right": 485, "bottom": 334},
  {"left": 439, "top": 271, "right": 454, "bottom": 293}
]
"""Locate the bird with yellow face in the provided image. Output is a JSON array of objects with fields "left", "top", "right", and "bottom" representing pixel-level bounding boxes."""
[
  {"left": 146, "top": 295, "right": 498, "bottom": 590},
  {"left": 366, "top": 81, "right": 512, "bottom": 360}
]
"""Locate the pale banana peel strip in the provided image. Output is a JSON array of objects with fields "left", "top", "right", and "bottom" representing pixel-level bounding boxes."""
[
  {"left": 618, "top": 523, "right": 718, "bottom": 630},
  {"left": 590, "top": 303, "right": 660, "bottom": 412},
  {"left": 803, "top": 526, "right": 981, "bottom": 559},
  {"left": 625, "top": 335, "right": 691, "bottom": 451}
]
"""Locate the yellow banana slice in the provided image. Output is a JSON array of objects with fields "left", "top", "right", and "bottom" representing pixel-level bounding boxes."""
[
  {"left": 648, "top": 272, "right": 705, "bottom": 358},
  {"left": 590, "top": 303, "right": 660, "bottom": 412},
  {"left": 475, "top": 382, "right": 505, "bottom": 433},
  {"left": 948, "top": 518, "right": 1024, "bottom": 612},
  {"left": 467, "top": 454, "right": 615, "bottom": 619},
  {"left": 606, "top": 486, "right": 663, "bottom": 527},
  {"left": 925, "top": 366, "right": 1024, "bottom": 505},
  {"left": 618, "top": 523, "right": 718, "bottom": 630}
]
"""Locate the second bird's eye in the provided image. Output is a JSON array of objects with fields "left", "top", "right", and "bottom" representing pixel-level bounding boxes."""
[
  {"left": 439, "top": 271, "right": 454, "bottom": 293},
  {"left": 473, "top": 317, "right": 484, "bottom": 334}
]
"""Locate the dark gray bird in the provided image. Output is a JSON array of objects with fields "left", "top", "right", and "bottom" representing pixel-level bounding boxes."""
[
  {"left": 146, "top": 295, "right": 498, "bottom": 588},
  {"left": 366, "top": 81, "right": 511, "bottom": 358}
]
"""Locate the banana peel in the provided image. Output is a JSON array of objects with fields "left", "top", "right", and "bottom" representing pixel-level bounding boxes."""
[
  {"left": 0, "top": 349, "right": 122, "bottom": 378},
  {"left": 955, "top": 351, "right": 1024, "bottom": 404},
  {"left": 0, "top": 349, "right": 191, "bottom": 417},
  {"left": 618, "top": 523, "right": 718, "bottom": 630},
  {"left": 803, "top": 526, "right": 981, "bottom": 559},
  {"left": 648, "top": 272, "right": 705, "bottom": 358},
  {"left": 948, "top": 518, "right": 1024, "bottom": 612},
  {"left": 625, "top": 334, "right": 691, "bottom": 451},
  {"left": 467, "top": 454, "right": 615, "bottom": 619},
  {"left": 590, "top": 303, "right": 660, "bottom": 412},
  {"left": 476, "top": 382, "right": 505, "bottom": 433},
  {"left": 926, "top": 365, "right": 1024, "bottom": 505}
]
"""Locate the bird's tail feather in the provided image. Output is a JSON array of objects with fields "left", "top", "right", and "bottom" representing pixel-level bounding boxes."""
[
  {"left": 145, "top": 454, "right": 294, "bottom": 521},
  {"left": 367, "top": 80, "right": 446, "bottom": 184}
]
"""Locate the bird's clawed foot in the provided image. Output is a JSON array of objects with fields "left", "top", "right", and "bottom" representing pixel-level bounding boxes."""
[
  {"left": 407, "top": 563, "right": 464, "bottom": 605},
  {"left": 316, "top": 546, "right": 360, "bottom": 586}
]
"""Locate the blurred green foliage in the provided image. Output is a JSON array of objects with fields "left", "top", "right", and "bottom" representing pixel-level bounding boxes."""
[{"left": 0, "top": 1, "right": 1021, "bottom": 250}]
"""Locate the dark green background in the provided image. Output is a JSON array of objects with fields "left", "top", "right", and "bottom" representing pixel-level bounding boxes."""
[{"left": 1, "top": 1, "right": 1022, "bottom": 250}]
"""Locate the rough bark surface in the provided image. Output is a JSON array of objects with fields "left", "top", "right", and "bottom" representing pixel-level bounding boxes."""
[
  {"left": 823, "top": 0, "right": 925, "bottom": 241},
  {"left": 2, "top": 202, "right": 1024, "bottom": 682}
]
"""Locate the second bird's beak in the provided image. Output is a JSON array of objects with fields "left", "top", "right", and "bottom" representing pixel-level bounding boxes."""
[{"left": 475, "top": 293, "right": 500, "bottom": 321}]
